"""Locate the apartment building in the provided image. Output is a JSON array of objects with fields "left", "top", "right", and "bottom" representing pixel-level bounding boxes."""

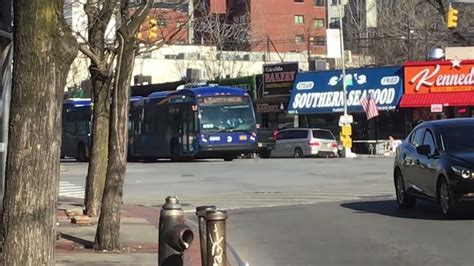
[{"left": 227, "top": 0, "right": 327, "bottom": 55}]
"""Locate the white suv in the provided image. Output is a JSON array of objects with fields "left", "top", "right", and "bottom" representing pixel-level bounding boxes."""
[{"left": 271, "top": 128, "right": 338, "bottom": 158}]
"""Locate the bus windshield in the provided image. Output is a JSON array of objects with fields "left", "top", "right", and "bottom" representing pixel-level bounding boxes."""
[{"left": 199, "top": 97, "right": 255, "bottom": 134}]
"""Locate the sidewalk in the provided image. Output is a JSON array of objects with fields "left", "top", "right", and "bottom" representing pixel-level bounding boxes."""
[{"left": 55, "top": 197, "right": 201, "bottom": 265}]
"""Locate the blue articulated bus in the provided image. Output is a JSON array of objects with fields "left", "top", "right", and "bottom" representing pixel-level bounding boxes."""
[
  {"left": 129, "top": 86, "right": 258, "bottom": 161},
  {"left": 61, "top": 85, "right": 258, "bottom": 162}
]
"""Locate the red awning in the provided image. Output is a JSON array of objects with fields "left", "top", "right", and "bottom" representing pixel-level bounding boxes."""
[{"left": 400, "top": 91, "right": 474, "bottom": 108}]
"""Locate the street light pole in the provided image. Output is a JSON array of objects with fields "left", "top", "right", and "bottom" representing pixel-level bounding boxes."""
[
  {"left": 307, "top": 28, "right": 314, "bottom": 71},
  {"left": 337, "top": 2, "right": 356, "bottom": 158},
  {"left": 338, "top": 3, "right": 347, "bottom": 116}
]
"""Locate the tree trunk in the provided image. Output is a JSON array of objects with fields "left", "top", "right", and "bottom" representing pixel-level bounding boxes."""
[
  {"left": 85, "top": 78, "right": 110, "bottom": 216},
  {"left": 83, "top": 0, "right": 116, "bottom": 217},
  {"left": 94, "top": 31, "right": 135, "bottom": 251},
  {"left": 94, "top": 0, "right": 153, "bottom": 251},
  {"left": 2, "top": 0, "right": 77, "bottom": 264}
]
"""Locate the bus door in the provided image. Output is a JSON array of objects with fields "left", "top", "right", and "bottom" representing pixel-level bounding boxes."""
[{"left": 179, "top": 104, "right": 197, "bottom": 156}]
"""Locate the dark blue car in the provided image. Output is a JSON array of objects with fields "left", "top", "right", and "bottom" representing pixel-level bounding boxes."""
[{"left": 393, "top": 118, "right": 474, "bottom": 216}]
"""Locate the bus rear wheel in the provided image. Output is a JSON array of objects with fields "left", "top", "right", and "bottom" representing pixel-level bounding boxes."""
[
  {"left": 170, "top": 142, "right": 181, "bottom": 162},
  {"left": 223, "top": 155, "right": 234, "bottom": 162},
  {"left": 77, "top": 143, "right": 88, "bottom": 162}
]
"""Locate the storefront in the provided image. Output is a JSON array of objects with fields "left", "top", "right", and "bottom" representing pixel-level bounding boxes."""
[
  {"left": 400, "top": 59, "right": 474, "bottom": 128},
  {"left": 257, "top": 62, "right": 299, "bottom": 129},
  {"left": 287, "top": 66, "right": 405, "bottom": 153}
]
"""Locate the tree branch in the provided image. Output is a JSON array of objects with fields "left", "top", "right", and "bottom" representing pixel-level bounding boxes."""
[
  {"left": 79, "top": 43, "right": 101, "bottom": 67},
  {"left": 125, "top": 0, "right": 154, "bottom": 34}
]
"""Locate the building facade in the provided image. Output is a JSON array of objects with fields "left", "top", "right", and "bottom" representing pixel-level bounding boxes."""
[{"left": 226, "top": 0, "right": 327, "bottom": 56}]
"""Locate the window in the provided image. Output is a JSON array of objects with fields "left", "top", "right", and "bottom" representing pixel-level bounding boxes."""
[
  {"left": 76, "top": 108, "right": 90, "bottom": 135},
  {"left": 276, "top": 131, "right": 289, "bottom": 140},
  {"left": 158, "top": 18, "right": 166, "bottom": 27},
  {"left": 313, "top": 19, "right": 324, "bottom": 28},
  {"left": 313, "top": 130, "right": 335, "bottom": 140},
  {"left": 144, "top": 104, "right": 156, "bottom": 134},
  {"left": 64, "top": 109, "right": 76, "bottom": 135},
  {"left": 294, "top": 0, "right": 304, "bottom": 3},
  {"left": 295, "top": 34, "right": 304, "bottom": 43},
  {"left": 281, "top": 130, "right": 308, "bottom": 139},
  {"left": 295, "top": 15, "right": 304, "bottom": 24},
  {"left": 330, "top": 18, "right": 340, "bottom": 28},
  {"left": 409, "top": 128, "right": 424, "bottom": 147},
  {"left": 313, "top": 36, "right": 325, "bottom": 46},
  {"left": 441, "top": 125, "right": 474, "bottom": 152},
  {"left": 331, "top": 0, "right": 339, "bottom": 5},
  {"left": 313, "top": 0, "right": 324, "bottom": 6},
  {"left": 422, "top": 130, "right": 436, "bottom": 154},
  {"left": 176, "top": 21, "right": 185, "bottom": 29},
  {"left": 293, "top": 130, "right": 309, "bottom": 139}
]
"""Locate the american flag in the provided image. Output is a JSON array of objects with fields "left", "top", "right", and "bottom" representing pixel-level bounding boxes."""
[{"left": 360, "top": 93, "right": 379, "bottom": 120}]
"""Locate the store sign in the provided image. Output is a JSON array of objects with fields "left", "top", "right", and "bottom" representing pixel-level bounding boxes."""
[
  {"left": 404, "top": 59, "right": 474, "bottom": 94},
  {"left": 263, "top": 62, "right": 298, "bottom": 97},
  {"left": 431, "top": 104, "right": 443, "bottom": 113},
  {"left": 288, "top": 67, "right": 403, "bottom": 114},
  {"left": 256, "top": 103, "right": 284, "bottom": 113}
]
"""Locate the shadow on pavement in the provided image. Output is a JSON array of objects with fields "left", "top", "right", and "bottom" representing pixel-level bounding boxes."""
[
  {"left": 341, "top": 199, "right": 474, "bottom": 221},
  {"left": 61, "top": 233, "right": 94, "bottom": 249}
]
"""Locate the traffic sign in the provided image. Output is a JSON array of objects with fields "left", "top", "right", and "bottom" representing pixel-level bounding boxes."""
[
  {"left": 339, "top": 115, "right": 353, "bottom": 126},
  {"left": 342, "top": 125, "right": 352, "bottom": 136},
  {"left": 342, "top": 136, "right": 352, "bottom": 148}
]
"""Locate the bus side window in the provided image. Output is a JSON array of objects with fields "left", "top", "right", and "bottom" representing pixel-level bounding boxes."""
[
  {"left": 76, "top": 107, "right": 90, "bottom": 135},
  {"left": 64, "top": 108, "right": 76, "bottom": 135},
  {"left": 156, "top": 103, "right": 167, "bottom": 134},
  {"left": 168, "top": 105, "right": 180, "bottom": 134},
  {"left": 144, "top": 103, "right": 156, "bottom": 134}
]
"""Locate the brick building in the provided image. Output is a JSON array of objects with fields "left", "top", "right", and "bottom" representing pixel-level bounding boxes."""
[
  {"left": 191, "top": 0, "right": 327, "bottom": 56},
  {"left": 139, "top": 1, "right": 190, "bottom": 44},
  {"left": 226, "top": 0, "right": 327, "bottom": 55}
]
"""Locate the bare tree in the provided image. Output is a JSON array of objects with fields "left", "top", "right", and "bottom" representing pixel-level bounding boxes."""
[
  {"left": 79, "top": 0, "right": 117, "bottom": 217},
  {"left": 343, "top": 0, "right": 474, "bottom": 66},
  {"left": 192, "top": 3, "right": 251, "bottom": 80},
  {"left": 69, "top": 0, "right": 189, "bottom": 217},
  {"left": 94, "top": 0, "right": 153, "bottom": 251},
  {"left": 2, "top": 0, "right": 78, "bottom": 264}
]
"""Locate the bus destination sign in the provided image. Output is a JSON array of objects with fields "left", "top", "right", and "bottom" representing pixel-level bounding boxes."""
[{"left": 200, "top": 96, "right": 246, "bottom": 105}]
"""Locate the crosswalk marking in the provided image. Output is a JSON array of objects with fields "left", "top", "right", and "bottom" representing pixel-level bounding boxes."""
[
  {"left": 59, "top": 181, "right": 85, "bottom": 199},
  {"left": 178, "top": 188, "right": 395, "bottom": 212}
]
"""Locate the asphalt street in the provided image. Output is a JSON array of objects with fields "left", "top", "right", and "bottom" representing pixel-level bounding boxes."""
[{"left": 60, "top": 157, "right": 474, "bottom": 265}]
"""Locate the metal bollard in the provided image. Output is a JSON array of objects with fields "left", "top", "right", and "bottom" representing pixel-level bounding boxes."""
[
  {"left": 206, "top": 210, "right": 228, "bottom": 266},
  {"left": 196, "top": 205, "right": 216, "bottom": 266},
  {"left": 159, "top": 196, "right": 194, "bottom": 266}
]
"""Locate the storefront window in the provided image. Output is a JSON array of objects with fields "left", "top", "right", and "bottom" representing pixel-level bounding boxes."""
[
  {"left": 376, "top": 110, "right": 405, "bottom": 140},
  {"left": 455, "top": 107, "right": 472, "bottom": 118}
]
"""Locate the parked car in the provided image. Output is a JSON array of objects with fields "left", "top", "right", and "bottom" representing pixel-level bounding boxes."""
[
  {"left": 256, "top": 128, "right": 277, "bottom": 158},
  {"left": 393, "top": 118, "right": 474, "bottom": 216},
  {"left": 271, "top": 128, "right": 338, "bottom": 158}
]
